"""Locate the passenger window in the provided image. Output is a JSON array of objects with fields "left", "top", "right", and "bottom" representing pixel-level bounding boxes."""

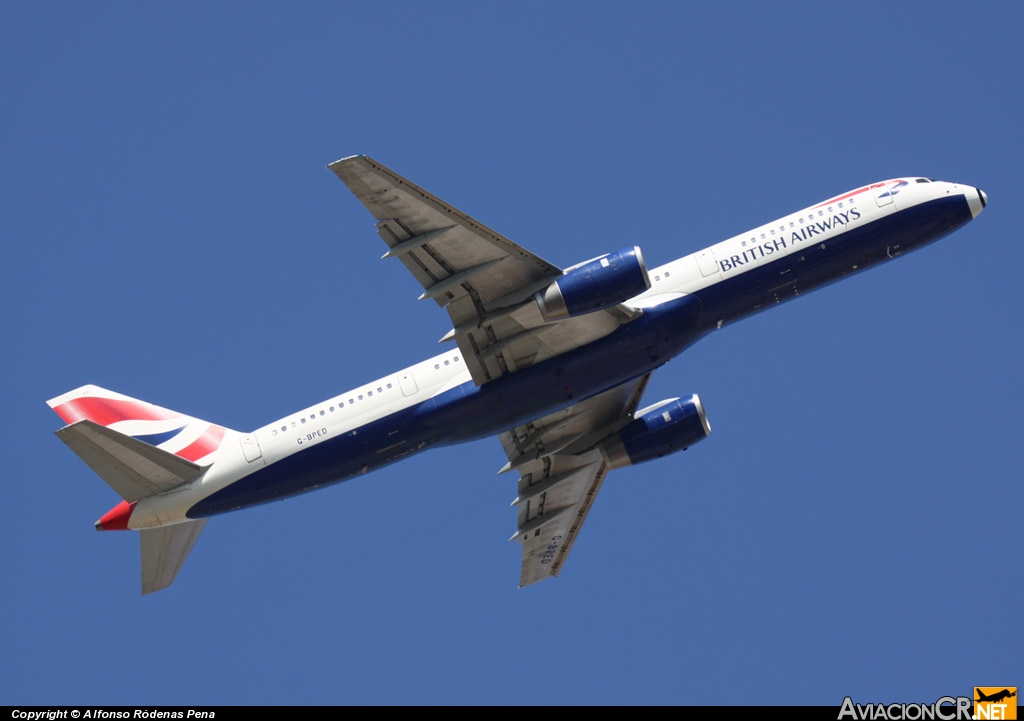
[{"left": 301, "top": 418, "right": 307, "bottom": 424}]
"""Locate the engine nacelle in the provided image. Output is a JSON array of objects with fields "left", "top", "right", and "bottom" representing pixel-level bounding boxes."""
[
  {"left": 600, "top": 395, "right": 711, "bottom": 469},
  {"left": 536, "top": 246, "right": 650, "bottom": 321}
]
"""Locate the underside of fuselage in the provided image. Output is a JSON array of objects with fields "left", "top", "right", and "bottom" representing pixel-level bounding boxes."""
[{"left": 187, "top": 292, "right": 707, "bottom": 517}]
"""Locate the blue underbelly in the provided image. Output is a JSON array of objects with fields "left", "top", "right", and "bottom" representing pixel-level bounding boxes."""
[{"left": 187, "top": 294, "right": 706, "bottom": 518}]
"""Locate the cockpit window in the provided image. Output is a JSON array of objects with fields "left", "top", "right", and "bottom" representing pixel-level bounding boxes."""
[{"left": 916, "top": 178, "right": 932, "bottom": 183}]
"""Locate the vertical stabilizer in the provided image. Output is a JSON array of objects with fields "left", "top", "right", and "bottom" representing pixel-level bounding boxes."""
[{"left": 47, "top": 384, "right": 230, "bottom": 465}]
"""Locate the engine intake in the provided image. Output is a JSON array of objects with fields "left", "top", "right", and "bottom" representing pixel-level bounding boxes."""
[
  {"left": 536, "top": 246, "right": 650, "bottom": 321},
  {"left": 601, "top": 395, "right": 711, "bottom": 468}
]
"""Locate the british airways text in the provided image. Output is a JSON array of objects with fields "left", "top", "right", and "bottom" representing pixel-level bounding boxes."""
[{"left": 719, "top": 208, "right": 862, "bottom": 273}]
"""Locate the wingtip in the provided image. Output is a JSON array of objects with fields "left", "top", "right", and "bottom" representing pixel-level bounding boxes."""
[{"left": 327, "top": 154, "right": 368, "bottom": 169}]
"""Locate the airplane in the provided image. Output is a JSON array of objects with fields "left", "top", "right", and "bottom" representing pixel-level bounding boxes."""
[
  {"left": 47, "top": 156, "right": 988, "bottom": 594},
  {"left": 977, "top": 690, "right": 1017, "bottom": 704}
]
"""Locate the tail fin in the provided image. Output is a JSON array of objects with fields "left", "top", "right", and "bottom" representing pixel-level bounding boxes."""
[
  {"left": 47, "top": 384, "right": 229, "bottom": 467},
  {"left": 47, "top": 385, "right": 232, "bottom": 594}
]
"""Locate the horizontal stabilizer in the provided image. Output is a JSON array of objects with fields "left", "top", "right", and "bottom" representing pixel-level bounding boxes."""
[
  {"left": 55, "top": 420, "right": 204, "bottom": 501},
  {"left": 140, "top": 520, "right": 208, "bottom": 595}
]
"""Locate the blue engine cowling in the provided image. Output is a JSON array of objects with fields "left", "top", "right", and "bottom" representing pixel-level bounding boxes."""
[
  {"left": 536, "top": 246, "right": 650, "bottom": 321},
  {"left": 600, "top": 395, "right": 711, "bottom": 468}
]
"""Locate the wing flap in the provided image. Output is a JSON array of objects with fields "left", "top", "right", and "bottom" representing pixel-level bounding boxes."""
[
  {"left": 55, "top": 420, "right": 204, "bottom": 501},
  {"left": 140, "top": 520, "right": 208, "bottom": 595}
]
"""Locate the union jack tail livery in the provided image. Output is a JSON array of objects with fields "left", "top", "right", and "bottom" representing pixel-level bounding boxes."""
[{"left": 47, "top": 385, "right": 236, "bottom": 593}]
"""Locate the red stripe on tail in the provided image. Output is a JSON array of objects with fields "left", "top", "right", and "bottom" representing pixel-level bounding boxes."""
[
  {"left": 53, "top": 397, "right": 182, "bottom": 426},
  {"left": 176, "top": 425, "right": 227, "bottom": 461}
]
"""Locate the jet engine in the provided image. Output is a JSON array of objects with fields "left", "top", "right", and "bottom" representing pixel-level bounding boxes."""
[
  {"left": 600, "top": 395, "right": 711, "bottom": 468},
  {"left": 536, "top": 246, "right": 650, "bottom": 321}
]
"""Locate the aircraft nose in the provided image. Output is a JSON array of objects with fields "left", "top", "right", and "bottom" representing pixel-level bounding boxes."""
[{"left": 966, "top": 186, "right": 988, "bottom": 218}]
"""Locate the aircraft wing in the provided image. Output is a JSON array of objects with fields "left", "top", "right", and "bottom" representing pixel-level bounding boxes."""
[
  {"left": 503, "top": 373, "right": 651, "bottom": 586},
  {"left": 329, "top": 155, "right": 638, "bottom": 385}
]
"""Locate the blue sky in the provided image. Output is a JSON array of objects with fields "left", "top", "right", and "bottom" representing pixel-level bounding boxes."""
[{"left": 3, "top": 2, "right": 1020, "bottom": 706}]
